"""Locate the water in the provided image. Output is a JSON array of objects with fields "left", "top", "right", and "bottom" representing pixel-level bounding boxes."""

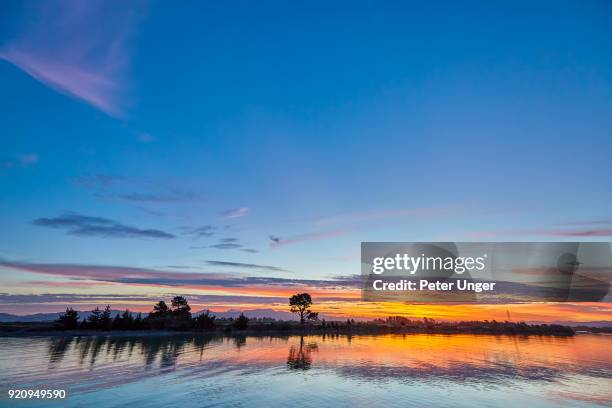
[{"left": 0, "top": 333, "right": 610, "bottom": 407}]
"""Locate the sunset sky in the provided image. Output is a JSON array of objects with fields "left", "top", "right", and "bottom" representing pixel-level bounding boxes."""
[{"left": 1, "top": 1, "right": 611, "bottom": 322}]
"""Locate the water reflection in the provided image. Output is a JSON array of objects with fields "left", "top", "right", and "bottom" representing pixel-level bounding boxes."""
[
  {"left": 48, "top": 337, "right": 74, "bottom": 366},
  {"left": 0, "top": 334, "right": 610, "bottom": 407},
  {"left": 287, "top": 336, "right": 319, "bottom": 370},
  {"left": 33, "top": 333, "right": 612, "bottom": 382}
]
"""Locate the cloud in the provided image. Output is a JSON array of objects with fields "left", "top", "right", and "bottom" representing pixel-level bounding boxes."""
[
  {"left": 75, "top": 174, "right": 199, "bottom": 204},
  {"left": 0, "top": 1, "right": 145, "bottom": 118},
  {"left": 193, "top": 237, "right": 246, "bottom": 250},
  {"left": 315, "top": 207, "right": 456, "bottom": 226},
  {"left": 74, "top": 174, "right": 126, "bottom": 189},
  {"left": 471, "top": 228, "right": 612, "bottom": 238},
  {"left": 220, "top": 207, "right": 249, "bottom": 219},
  {"left": 560, "top": 220, "right": 612, "bottom": 226},
  {"left": 19, "top": 153, "right": 39, "bottom": 166},
  {"left": 0, "top": 260, "right": 361, "bottom": 290},
  {"left": 2, "top": 153, "right": 39, "bottom": 169},
  {"left": 209, "top": 243, "right": 242, "bottom": 250},
  {"left": 270, "top": 229, "right": 347, "bottom": 248},
  {"left": 117, "top": 192, "right": 195, "bottom": 203},
  {"left": 32, "top": 212, "right": 175, "bottom": 239},
  {"left": 548, "top": 229, "right": 612, "bottom": 237},
  {"left": 184, "top": 225, "right": 215, "bottom": 239},
  {"left": 136, "top": 133, "right": 156, "bottom": 143},
  {"left": 205, "top": 261, "right": 289, "bottom": 272},
  {"left": 0, "top": 293, "right": 156, "bottom": 304}
]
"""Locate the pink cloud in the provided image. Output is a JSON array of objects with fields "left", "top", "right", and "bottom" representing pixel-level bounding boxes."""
[
  {"left": 221, "top": 207, "right": 250, "bottom": 219},
  {"left": 0, "top": 1, "right": 144, "bottom": 118},
  {"left": 470, "top": 228, "right": 612, "bottom": 239},
  {"left": 2, "top": 153, "right": 39, "bottom": 170},
  {"left": 19, "top": 153, "right": 39, "bottom": 166},
  {"left": 315, "top": 207, "right": 457, "bottom": 226}
]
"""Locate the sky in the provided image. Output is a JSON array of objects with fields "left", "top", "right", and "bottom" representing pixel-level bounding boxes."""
[{"left": 1, "top": 0, "right": 611, "bottom": 321}]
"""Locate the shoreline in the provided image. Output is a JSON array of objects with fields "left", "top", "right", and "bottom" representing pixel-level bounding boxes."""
[{"left": 0, "top": 327, "right": 579, "bottom": 338}]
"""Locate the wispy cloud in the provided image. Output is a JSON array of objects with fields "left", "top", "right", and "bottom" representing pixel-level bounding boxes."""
[
  {"left": 205, "top": 261, "right": 289, "bottom": 272},
  {"left": 220, "top": 207, "right": 249, "bottom": 219},
  {"left": 209, "top": 243, "right": 242, "bottom": 250},
  {"left": 32, "top": 212, "right": 175, "bottom": 239},
  {"left": 270, "top": 229, "right": 347, "bottom": 248},
  {"left": 183, "top": 225, "right": 215, "bottom": 239},
  {"left": 75, "top": 174, "right": 199, "bottom": 204},
  {"left": 193, "top": 237, "right": 251, "bottom": 250},
  {"left": 470, "top": 228, "right": 612, "bottom": 238},
  {"left": 136, "top": 132, "right": 156, "bottom": 143},
  {"left": 0, "top": 1, "right": 145, "bottom": 118},
  {"left": 117, "top": 192, "right": 195, "bottom": 203},
  {"left": 74, "top": 174, "right": 126, "bottom": 189},
  {"left": 315, "top": 207, "right": 456, "bottom": 226},
  {"left": 0, "top": 260, "right": 360, "bottom": 290},
  {"left": 559, "top": 220, "right": 612, "bottom": 226},
  {"left": 2, "top": 153, "right": 39, "bottom": 169}
]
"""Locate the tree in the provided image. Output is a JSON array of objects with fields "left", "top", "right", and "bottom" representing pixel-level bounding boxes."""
[
  {"left": 307, "top": 311, "right": 319, "bottom": 321},
  {"left": 55, "top": 307, "right": 79, "bottom": 330},
  {"left": 233, "top": 313, "right": 249, "bottom": 330},
  {"left": 194, "top": 311, "right": 216, "bottom": 330},
  {"left": 100, "top": 305, "right": 112, "bottom": 330},
  {"left": 151, "top": 300, "right": 169, "bottom": 316},
  {"left": 171, "top": 296, "right": 191, "bottom": 318},
  {"left": 121, "top": 309, "right": 134, "bottom": 327},
  {"left": 134, "top": 313, "right": 143, "bottom": 329},
  {"left": 289, "top": 293, "right": 317, "bottom": 324},
  {"left": 87, "top": 306, "right": 102, "bottom": 329},
  {"left": 113, "top": 309, "right": 134, "bottom": 330}
]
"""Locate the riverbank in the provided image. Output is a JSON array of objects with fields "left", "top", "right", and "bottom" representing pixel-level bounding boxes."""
[{"left": 0, "top": 320, "right": 577, "bottom": 337}]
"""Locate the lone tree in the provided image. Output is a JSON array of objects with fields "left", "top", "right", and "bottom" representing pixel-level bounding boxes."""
[
  {"left": 289, "top": 293, "right": 318, "bottom": 324},
  {"left": 55, "top": 307, "right": 79, "bottom": 330}
]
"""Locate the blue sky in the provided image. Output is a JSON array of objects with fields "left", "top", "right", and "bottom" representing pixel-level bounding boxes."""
[{"left": 0, "top": 1, "right": 611, "bottom": 314}]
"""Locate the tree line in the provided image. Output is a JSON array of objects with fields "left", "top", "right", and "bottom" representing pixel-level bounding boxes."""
[{"left": 55, "top": 293, "right": 318, "bottom": 331}]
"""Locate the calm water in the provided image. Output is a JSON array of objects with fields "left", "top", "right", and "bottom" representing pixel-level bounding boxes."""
[{"left": 0, "top": 333, "right": 610, "bottom": 407}]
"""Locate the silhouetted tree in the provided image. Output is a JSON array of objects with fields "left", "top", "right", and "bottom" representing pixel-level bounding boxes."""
[
  {"left": 87, "top": 306, "right": 102, "bottom": 329},
  {"left": 171, "top": 296, "right": 191, "bottom": 318},
  {"left": 233, "top": 313, "right": 249, "bottom": 330},
  {"left": 134, "top": 313, "right": 143, "bottom": 329},
  {"left": 289, "top": 293, "right": 317, "bottom": 324},
  {"left": 151, "top": 300, "right": 170, "bottom": 316},
  {"left": 112, "top": 309, "right": 134, "bottom": 330},
  {"left": 194, "top": 311, "right": 216, "bottom": 330},
  {"left": 307, "top": 311, "right": 319, "bottom": 321},
  {"left": 55, "top": 307, "right": 79, "bottom": 330},
  {"left": 100, "top": 305, "right": 112, "bottom": 330}
]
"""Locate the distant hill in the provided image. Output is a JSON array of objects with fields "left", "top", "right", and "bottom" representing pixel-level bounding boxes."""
[
  {"left": 528, "top": 320, "right": 612, "bottom": 328},
  {"left": 196, "top": 309, "right": 298, "bottom": 321},
  {"left": 0, "top": 310, "right": 124, "bottom": 322},
  {"left": 566, "top": 321, "right": 612, "bottom": 328}
]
